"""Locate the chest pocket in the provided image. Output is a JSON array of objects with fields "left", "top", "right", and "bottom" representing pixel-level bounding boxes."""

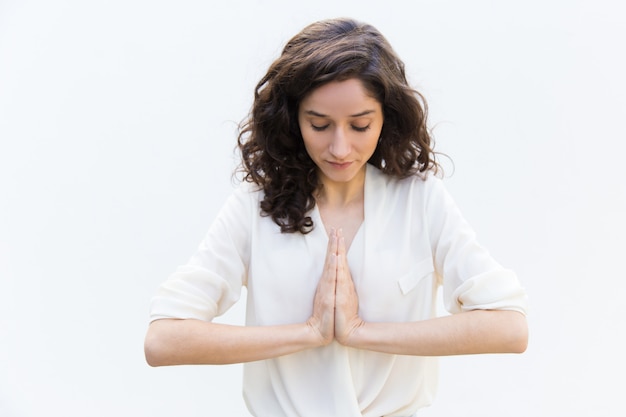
[{"left": 397, "top": 257, "right": 435, "bottom": 295}]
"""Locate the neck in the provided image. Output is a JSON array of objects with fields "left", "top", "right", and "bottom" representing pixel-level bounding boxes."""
[{"left": 316, "top": 166, "right": 366, "bottom": 208}]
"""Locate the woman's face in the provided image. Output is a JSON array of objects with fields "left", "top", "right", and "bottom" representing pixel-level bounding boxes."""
[{"left": 298, "top": 78, "right": 383, "bottom": 187}]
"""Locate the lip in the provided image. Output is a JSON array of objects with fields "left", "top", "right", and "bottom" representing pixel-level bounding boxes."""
[{"left": 327, "top": 161, "right": 353, "bottom": 170}]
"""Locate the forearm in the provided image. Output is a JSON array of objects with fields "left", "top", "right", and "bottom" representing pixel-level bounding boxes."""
[
  {"left": 346, "top": 309, "right": 528, "bottom": 356},
  {"left": 144, "top": 318, "right": 323, "bottom": 366}
]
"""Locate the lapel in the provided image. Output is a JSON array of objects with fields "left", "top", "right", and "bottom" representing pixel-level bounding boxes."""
[
  {"left": 304, "top": 164, "right": 390, "bottom": 275},
  {"left": 362, "top": 164, "right": 388, "bottom": 281},
  {"left": 363, "top": 163, "right": 386, "bottom": 230}
]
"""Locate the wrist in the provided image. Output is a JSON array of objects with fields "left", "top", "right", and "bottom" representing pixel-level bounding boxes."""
[
  {"left": 336, "top": 318, "right": 366, "bottom": 347},
  {"left": 304, "top": 319, "right": 333, "bottom": 347}
]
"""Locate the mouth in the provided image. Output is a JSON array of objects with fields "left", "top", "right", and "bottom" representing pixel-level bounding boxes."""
[{"left": 327, "top": 161, "right": 353, "bottom": 170}]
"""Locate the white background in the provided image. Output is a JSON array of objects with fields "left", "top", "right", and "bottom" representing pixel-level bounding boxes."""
[{"left": 1, "top": 0, "right": 625, "bottom": 416}]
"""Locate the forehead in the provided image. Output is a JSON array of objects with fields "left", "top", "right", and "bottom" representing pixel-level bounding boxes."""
[{"left": 299, "top": 79, "right": 381, "bottom": 116}]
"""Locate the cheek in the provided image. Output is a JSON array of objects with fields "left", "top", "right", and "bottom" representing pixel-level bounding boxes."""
[
  {"left": 363, "top": 133, "right": 382, "bottom": 153},
  {"left": 301, "top": 135, "right": 321, "bottom": 158}
]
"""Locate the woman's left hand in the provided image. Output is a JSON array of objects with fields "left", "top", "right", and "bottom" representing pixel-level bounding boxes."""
[{"left": 333, "top": 229, "right": 365, "bottom": 345}]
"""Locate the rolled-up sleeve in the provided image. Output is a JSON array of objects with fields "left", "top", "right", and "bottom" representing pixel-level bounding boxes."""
[
  {"left": 424, "top": 177, "right": 528, "bottom": 315},
  {"left": 149, "top": 185, "right": 253, "bottom": 322}
]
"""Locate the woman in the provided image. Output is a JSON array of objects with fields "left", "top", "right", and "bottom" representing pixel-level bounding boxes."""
[{"left": 144, "top": 17, "right": 528, "bottom": 417}]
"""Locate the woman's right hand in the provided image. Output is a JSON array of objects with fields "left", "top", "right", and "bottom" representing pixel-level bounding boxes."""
[{"left": 306, "top": 228, "right": 338, "bottom": 345}]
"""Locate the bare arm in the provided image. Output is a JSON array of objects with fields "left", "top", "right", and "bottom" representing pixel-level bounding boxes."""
[
  {"left": 146, "top": 229, "right": 527, "bottom": 367},
  {"left": 144, "top": 229, "right": 340, "bottom": 367},
  {"left": 144, "top": 319, "right": 325, "bottom": 366},
  {"left": 333, "top": 229, "right": 528, "bottom": 356},
  {"left": 340, "top": 309, "right": 528, "bottom": 356}
]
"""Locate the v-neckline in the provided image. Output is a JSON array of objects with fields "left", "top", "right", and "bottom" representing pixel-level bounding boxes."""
[
  {"left": 309, "top": 164, "right": 370, "bottom": 255},
  {"left": 310, "top": 205, "right": 364, "bottom": 255}
]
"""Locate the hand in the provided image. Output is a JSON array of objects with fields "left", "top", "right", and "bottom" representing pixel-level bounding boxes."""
[
  {"left": 307, "top": 228, "right": 338, "bottom": 345},
  {"left": 333, "top": 229, "right": 364, "bottom": 345}
]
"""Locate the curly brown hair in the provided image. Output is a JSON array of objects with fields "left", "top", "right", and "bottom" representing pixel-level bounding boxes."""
[{"left": 237, "top": 17, "right": 439, "bottom": 234}]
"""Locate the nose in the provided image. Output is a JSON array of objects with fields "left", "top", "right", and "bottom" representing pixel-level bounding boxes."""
[{"left": 329, "top": 127, "right": 351, "bottom": 160}]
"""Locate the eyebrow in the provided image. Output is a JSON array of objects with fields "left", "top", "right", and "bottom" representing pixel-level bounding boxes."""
[{"left": 303, "top": 109, "right": 377, "bottom": 118}]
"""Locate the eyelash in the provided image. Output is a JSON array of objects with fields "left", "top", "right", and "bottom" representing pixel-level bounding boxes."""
[{"left": 311, "top": 124, "right": 370, "bottom": 132}]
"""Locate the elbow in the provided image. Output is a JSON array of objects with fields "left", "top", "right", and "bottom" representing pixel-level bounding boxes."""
[
  {"left": 144, "top": 340, "right": 164, "bottom": 367},
  {"left": 509, "top": 333, "right": 528, "bottom": 354},
  {"left": 505, "top": 311, "right": 529, "bottom": 354},
  {"left": 144, "top": 335, "right": 164, "bottom": 367},
  {"left": 144, "top": 322, "right": 172, "bottom": 367}
]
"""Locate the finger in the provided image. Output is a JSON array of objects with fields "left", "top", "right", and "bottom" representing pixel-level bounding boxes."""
[
  {"left": 336, "top": 229, "right": 348, "bottom": 280},
  {"left": 323, "top": 229, "right": 338, "bottom": 279},
  {"left": 324, "top": 252, "right": 338, "bottom": 287},
  {"left": 336, "top": 234, "right": 357, "bottom": 309},
  {"left": 318, "top": 229, "right": 338, "bottom": 301},
  {"left": 326, "top": 230, "right": 339, "bottom": 282},
  {"left": 330, "top": 227, "right": 338, "bottom": 256},
  {"left": 324, "top": 228, "right": 336, "bottom": 260},
  {"left": 337, "top": 228, "right": 346, "bottom": 258}
]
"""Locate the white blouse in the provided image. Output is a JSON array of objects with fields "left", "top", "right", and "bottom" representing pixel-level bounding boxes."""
[{"left": 150, "top": 164, "right": 528, "bottom": 417}]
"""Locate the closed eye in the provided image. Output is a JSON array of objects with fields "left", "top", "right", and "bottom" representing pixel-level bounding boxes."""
[
  {"left": 310, "top": 123, "right": 371, "bottom": 132},
  {"left": 311, "top": 123, "right": 330, "bottom": 131}
]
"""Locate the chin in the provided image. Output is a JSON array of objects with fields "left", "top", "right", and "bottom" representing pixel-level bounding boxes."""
[{"left": 324, "top": 171, "right": 359, "bottom": 184}]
